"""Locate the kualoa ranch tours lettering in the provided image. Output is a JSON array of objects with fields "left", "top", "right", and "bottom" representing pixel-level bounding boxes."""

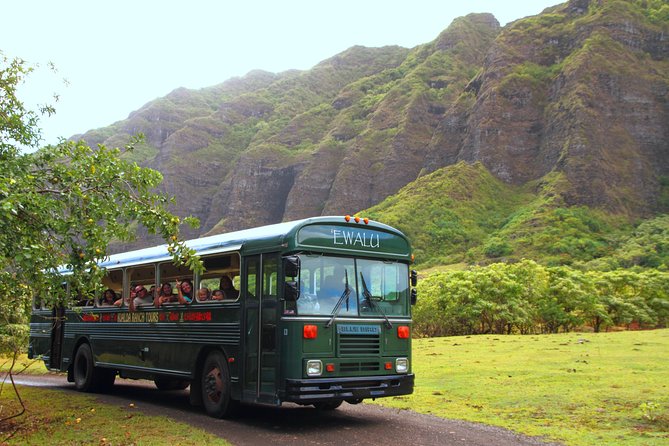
[
  {"left": 332, "top": 229, "right": 380, "bottom": 249},
  {"left": 83, "top": 311, "right": 212, "bottom": 323}
]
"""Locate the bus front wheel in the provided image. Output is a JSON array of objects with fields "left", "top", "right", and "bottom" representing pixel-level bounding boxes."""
[{"left": 201, "top": 351, "right": 235, "bottom": 418}]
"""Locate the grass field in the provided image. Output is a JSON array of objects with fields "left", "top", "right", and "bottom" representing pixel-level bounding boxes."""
[
  {"left": 0, "top": 385, "right": 230, "bottom": 445},
  {"left": 2, "top": 330, "right": 667, "bottom": 445},
  {"left": 374, "top": 329, "right": 669, "bottom": 445},
  {"left": 0, "top": 354, "right": 52, "bottom": 375}
]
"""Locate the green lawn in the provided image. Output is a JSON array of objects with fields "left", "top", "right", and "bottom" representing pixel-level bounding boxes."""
[
  {"left": 0, "top": 354, "right": 51, "bottom": 375},
  {"left": 374, "top": 329, "right": 669, "bottom": 445},
  {"left": 0, "top": 385, "right": 230, "bottom": 445},
  {"left": 3, "top": 330, "right": 667, "bottom": 445}
]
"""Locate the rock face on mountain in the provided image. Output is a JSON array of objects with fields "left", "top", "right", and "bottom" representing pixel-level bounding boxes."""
[
  {"left": 79, "top": 0, "right": 668, "bottom": 241},
  {"left": 429, "top": 0, "right": 669, "bottom": 217}
]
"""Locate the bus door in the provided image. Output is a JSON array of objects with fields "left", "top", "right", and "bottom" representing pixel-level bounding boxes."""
[
  {"left": 243, "top": 254, "right": 279, "bottom": 403},
  {"left": 49, "top": 305, "right": 65, "bottom": 370}
]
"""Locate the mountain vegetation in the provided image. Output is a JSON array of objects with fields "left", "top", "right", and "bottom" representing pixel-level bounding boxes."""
[
  {"left": 72, "top": 0, "right": 668, "bottom": 331},
  {"left": 78, "top": 0, "right": 667, "bottom": 263}
]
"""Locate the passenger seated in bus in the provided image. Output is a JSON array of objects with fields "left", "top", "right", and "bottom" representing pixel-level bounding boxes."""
[
  {"left": 197, "top": 287, "right": 210, "bottom": 301},
  {"left": 130, "top": 285, "right": 153, "bottom": 310},
  {"left": 100, "top": 289, "right": 117, "bottom": 307},
  {"left": 219, "top": 276, "right": 239, "bottom": 300},
  {"left": 175, "top": 278, "right": 193, "bottom": 304},
  {"left": 114, "top": 288, "right": 135, "bottom": 307},
  {"left": 211, "top": 289, "right": 225, "bottom": 300},
  {"left": 155, "top": 282, "right": 176, "bottom": 307}
]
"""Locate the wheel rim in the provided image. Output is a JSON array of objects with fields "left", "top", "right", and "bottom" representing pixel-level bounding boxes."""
[{"left": 204, "top": 365, "right": 223, "bottom": 403}]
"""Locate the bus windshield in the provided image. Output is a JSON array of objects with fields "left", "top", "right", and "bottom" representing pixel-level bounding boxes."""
[{"left": 296, "top": 255, "right": 410, "bottom": 317}]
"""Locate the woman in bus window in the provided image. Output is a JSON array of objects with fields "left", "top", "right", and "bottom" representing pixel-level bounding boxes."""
[
  {"left": 155, "top": 282, "right": 176, "bottom": 307},
  {"left": 219, "top": 276, "right": 239, "bottom": 300},
  {"left": 175, "top": 278, "right": 193, "bottom": 304},
  {"left": 100, "top": 289, "right": 117, "bottom": 307}
]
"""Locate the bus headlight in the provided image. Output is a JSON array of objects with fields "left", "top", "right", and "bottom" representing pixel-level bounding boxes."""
[
  {"left": 307, "top": 360, "right": 323, "bottom": 376},
  {"left": 396, "top": 358, "right": 409, "bottom": 373}
]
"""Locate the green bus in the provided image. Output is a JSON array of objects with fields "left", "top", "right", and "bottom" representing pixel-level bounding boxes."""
[{"left": 28, "top": 216, "right": 417, "bottom": 417}]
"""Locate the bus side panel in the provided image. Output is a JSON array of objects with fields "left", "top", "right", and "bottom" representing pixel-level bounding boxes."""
[
  {"left": 28, "top": 310, "right": 53, "bottom": 365},
  {"left": 64, "top": 305, "right": 243, "bottom": 382}
]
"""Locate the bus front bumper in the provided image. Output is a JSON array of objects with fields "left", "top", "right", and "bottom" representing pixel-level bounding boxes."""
[{"left": 281, "top": 373, "right": 414, "bottom": 404}]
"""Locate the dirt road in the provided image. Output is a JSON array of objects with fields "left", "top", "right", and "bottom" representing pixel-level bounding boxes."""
[{"left": 12, "top": 374, "right": 560, "bottom": 445}]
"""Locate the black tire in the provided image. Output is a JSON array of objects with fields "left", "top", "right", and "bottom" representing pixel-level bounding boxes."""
[
  {"left": 72, "top": 344, "right": 99, "bottom": 392},
  {"left": 201, "top": 351, "right": 236, "bottom": 418},
  {"left": 313, "top": 400, "right": 343, "bottom": 411},
  {"left": 155, "top": 377, "right": 190, "bottom": 391}
]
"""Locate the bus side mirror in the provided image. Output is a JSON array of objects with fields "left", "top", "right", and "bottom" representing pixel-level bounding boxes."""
[
  {"left": 284, "top": 281, "right": 300, "bottom": 302},
  {"left": 410, "top": 270, "right": 418, "bottom": 287},
  {"left": 283, "top": 255, "right": 300, "bottom": 278},
  {"left": 411, "top": 288, "right": 417, "bottom": 305}
]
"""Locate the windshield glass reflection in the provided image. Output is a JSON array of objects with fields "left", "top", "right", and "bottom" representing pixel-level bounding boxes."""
[{"left": 295, "top": 255, "right": 409, "bottom": 317}]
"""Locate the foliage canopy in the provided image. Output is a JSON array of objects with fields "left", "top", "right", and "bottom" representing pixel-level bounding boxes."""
[{"left": 0, "top": 53, "right": 202, "bottom": 356}]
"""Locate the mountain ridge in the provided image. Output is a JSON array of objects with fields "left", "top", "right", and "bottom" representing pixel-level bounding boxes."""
[{"left": 76, "top": 0, "right": 669, "bottom": 265}]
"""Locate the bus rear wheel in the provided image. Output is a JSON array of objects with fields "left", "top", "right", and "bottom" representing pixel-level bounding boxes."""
[
  {"left": 201, "top": 351, "right": 236, "bottom": 418},
  {"left": 73, "top": 343, "right": 114, "bottom": 392}
]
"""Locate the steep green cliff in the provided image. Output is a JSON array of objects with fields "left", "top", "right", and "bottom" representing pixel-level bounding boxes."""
[{"left": 77, "top": 0, "right": 668, "bottom": 267}]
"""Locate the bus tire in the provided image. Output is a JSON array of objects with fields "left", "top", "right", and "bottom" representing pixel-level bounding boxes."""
[
  {"left": 201, "top": 351, "right": 236, "bottom": 418},
  {"left": 73, "top": 343, "right": 99, "bottom": 392},
  {"left": 313, "top": 400, "right": 343, "bottom": 411},
  {"left": 155, "top": 377, "right": 190, "bottom": 391}
]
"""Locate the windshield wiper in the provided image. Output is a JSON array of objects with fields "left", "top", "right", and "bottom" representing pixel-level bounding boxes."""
[
  {"left": 359, "top": 272, "right": 392, "bottom": 329},
  {"left": 325, "top": 270, "right": 351, "bottom": 328}
]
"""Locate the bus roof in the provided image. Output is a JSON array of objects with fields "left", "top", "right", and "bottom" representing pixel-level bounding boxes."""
[{"left": 98, "top": 216, "right": 410, "bottom": 270}]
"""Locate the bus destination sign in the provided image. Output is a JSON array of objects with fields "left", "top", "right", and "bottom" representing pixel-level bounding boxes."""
[{"left": 296, "top": 224, "right": 410, "bottom": 257}]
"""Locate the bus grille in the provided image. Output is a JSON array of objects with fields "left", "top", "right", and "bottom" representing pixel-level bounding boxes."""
[
  {"left": 338, "top": 333, "right": 380, "bottom": 356},
  {"left": 340, "top": 362, "right": 380, "bottom": 372}
]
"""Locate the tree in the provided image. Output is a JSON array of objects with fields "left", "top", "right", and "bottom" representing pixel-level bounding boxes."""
[{"left": 0, "top": 53, "right": 203, "bottom": 360}]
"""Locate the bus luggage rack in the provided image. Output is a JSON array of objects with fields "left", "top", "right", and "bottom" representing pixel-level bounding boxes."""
[{"left": 338, "top": 333, "right": 380, "bottom": 356}]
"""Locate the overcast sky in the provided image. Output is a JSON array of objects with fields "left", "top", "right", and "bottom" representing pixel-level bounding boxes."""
[{"left": 2, "top": 0, "right": 561, "bottom": 146}]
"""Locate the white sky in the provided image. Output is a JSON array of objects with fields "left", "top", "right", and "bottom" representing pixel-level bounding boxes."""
[{"left": 2, "top": 0, "right": 561, "bottom": 146}]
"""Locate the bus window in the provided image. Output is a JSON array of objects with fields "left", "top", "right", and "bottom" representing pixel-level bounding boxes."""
[
  {"left": 97, "top": 269, "right": 122, "bottom": 307},
  {"left": 357, "top": 259, "right": 409, "bottom": 317},
  {"left": 198, "top": 253, "right": 241, "bottom": 302},
  {"left": 128, "top": 265, "right": 156, "bottom": 307},
  {"left": 157, "top": 261, "right": 193, "bottom": 305},
  {"left": 297, "top": 255, "right": 356, "bottom": 316}
]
